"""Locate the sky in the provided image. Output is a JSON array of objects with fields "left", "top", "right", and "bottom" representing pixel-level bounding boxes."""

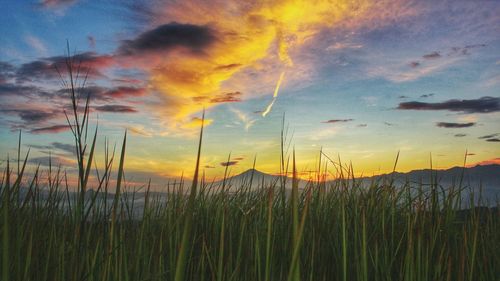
[{"left": 0, "top": 0, "right": 499, "bottom": 185}]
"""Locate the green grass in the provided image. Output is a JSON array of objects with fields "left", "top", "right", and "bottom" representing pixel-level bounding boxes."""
[
  {"left": 0, "top": 50, "right": 499, "bottom": 281},
  {"left": 1, "top": 148, "right": 499, "bottom": 281}
]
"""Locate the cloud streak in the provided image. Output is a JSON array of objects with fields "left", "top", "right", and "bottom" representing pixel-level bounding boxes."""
[
  {"left": 220, "top": 161, "right": 238, "bottom": 167},
  {"left": 94, "top": 105, "right": 137, "bottom": 113},
  {"left": 322, "top": 119, "right": 354, "bottom": 124},
  {"left": 422, "top": 51, "right": 440, "bottom": 59},
  {"left": 29, "top": 125, "right": 71, "bottom": 134},
  {"left": 436, "top": 122, "right": 475, "bottom": 128},
  {"left": 398, "top": 97, "right": 499, "bottom": 114},
  {"left": 15, "top": 52, "right": 113, "bottom": 82}
]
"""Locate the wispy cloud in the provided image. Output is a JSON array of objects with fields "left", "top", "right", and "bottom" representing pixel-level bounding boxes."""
[
  {"left": 127, "top": 125, "right": 154, "bottom": 137},
  {"left": 230, "top": 107, "right": 256, "bottom": 131},
  {"left": 309, "top": 127, "right": 340, "bottom": 141},
  {"left": 24, "top": 35, "right": 48, "bottom": 56},
  {"left": 366, "top": 42, "right": 487, "bottom": 83}
]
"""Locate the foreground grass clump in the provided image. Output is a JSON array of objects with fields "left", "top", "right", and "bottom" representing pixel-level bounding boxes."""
[{"left": 1, "top": 154, "right": 499, "bottom": 281}]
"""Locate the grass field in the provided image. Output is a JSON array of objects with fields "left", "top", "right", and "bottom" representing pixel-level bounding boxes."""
[{"left": 1, "top": 56, "right": 499, "bottom": 281}]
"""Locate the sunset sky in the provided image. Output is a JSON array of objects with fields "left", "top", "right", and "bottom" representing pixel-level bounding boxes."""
[{"left": 1, "top": 0, "right": 499, "bottom": 184}]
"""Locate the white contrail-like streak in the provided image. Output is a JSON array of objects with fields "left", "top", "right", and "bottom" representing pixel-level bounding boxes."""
[{"left": 262, "top": 71, "right": 285, "bottom": 117}]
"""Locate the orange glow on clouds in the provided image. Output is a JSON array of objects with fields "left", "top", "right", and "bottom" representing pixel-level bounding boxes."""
[{"left": 137, "top": 0, "right": 418, "bottom": 130}]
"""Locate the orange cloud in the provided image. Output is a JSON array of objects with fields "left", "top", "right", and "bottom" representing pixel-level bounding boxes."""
[{"left": 123, "top": 0, "right": 419, "bottom": 130}]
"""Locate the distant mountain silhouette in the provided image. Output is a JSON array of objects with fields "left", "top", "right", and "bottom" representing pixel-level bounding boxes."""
[
  {"left": 20, "top": 165, "right": 499, "bottom": 208},
  {"left": 229, "top": 164, "right": 499, "bottom": 185},
  {"left": 223, "top": 164, "right": 500, "bottom": 205}
]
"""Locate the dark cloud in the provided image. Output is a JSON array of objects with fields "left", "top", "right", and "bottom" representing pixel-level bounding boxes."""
[
  {"left": 384, "top": 122, "right": 395, "bottom": 126},
  {"left": 30, "top": 125, "right": 71, "bottom": 134},
  {"left": 1, "top": 108, "right": 58, "bottom": 123},
  {"left": 56, "top": 85, "right": 146, "bottom": 101},
  {"left": 220, "top": 161, "right": 238, "bottom": 167},
  {"left": 409, "top": 61, "right": 420, "bottom": 68},
  {"left": 112, "top": 77, "right": 143, "bottom": 85},
  {"left": 357, "top": 124, "right": 367, "bottom": 127},
  {"left": 16, "top": 60, "right": 58, "bottom": 82},
  {"left": 16, "top": 52, "right": 113, "bottom": 82},
  {"left": 0, "top": 83, "right": 43, "bottom": 98},
  {"left": 422, "top": 51, "right": 441, "bottom": 59},
  {"left": 464, "top": 44, "right": 487, "bottom": 49},
  {"left": 55, "top": 85, "right": 105, "bottom": 100},
  {"left": 397, "top": 96, "right": 500, "bottom": 114},
  {"left": 0, "top": 62, "right": 15, "bottom": 82},
  {"left": 192, "top": 96, "right": 208, "bottom": 103},
  {"left": 20, "top": 110, "right": 54, "bottom": 122},
  {"left": 478, "top": 133, "right": 498, "bottom": 139},
  {"left": 398, "top": 95, "right": 409, "bottom": 99},
  {"left": 486, "top": 138, "right": 500, "bottom": 142},
  {"left": 233, "top": 157, "right": 245, "bottom": 161},
  {"left": 204, "top": 165, "right": 215, "bottom": 169},
  {"left": 214, "top": 63, "right": 242, "bottom": 71},
  {"left": 210, "top": 92, "right": 242, "bottom": 103},
  {"left": 436, "top": 122, "right": 475, "bottom": 128},
  {"left": 322, "top": 119, "right": 354, "bottom": 123},
  {"left": 420, "top": 93, "right": 434, "bottom": 98},
  {"left": 104, "top": 86, "right": 146, "bottom": 98},
  {"left": 118, "top": 22, "right": 217, "bottom": 56},
  {"left": 192, "top": 92, "right": 243, "bottom": 104},
  {"left": 0, "top": 102, "right": 65, "bottom": 132},
  {"left": 94, "top": 105, "right": 137, "bottom": 113},
  {"left": 454, "top": 133, "right": 467, "bottom": 137}
]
